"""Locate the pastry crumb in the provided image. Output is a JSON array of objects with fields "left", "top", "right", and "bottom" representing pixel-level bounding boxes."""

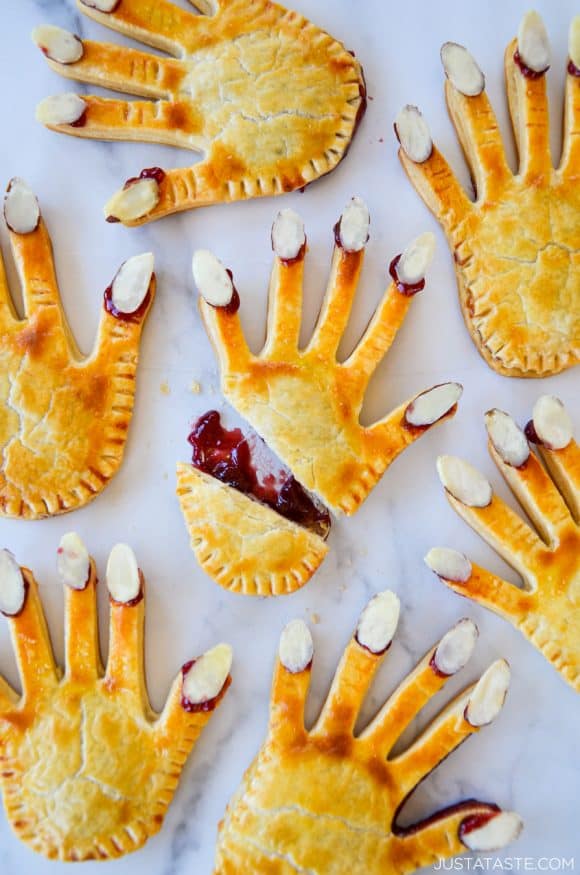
[
  {"left": 190, "top": 380, "right": 202, "bottom": 394},
  {"left": 310, "top": 612, "right": 321, "bottom": 624},
  {"left": 160, "top": 381, "right": 170, "bottom": 395}
]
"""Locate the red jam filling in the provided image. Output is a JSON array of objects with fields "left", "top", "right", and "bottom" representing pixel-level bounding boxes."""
[
  {"left": 103, "top": 279, "right": 152, "bottom": 322},
  {"left": 389, "top": 255, "right": 426, "bottom": 296},
  {"left": 393, "top": 799, "right": 500, "bottom": 838},
  {"left": 123, "top": 166, "right": 166, "bottom": 190},
  {"left": 70, "top": 109, "right": 88, "bottom": 128},
  {"left": 513, "top": 50, "right": 549, "bottom": 79},
  {"left": 189, "top": 410, "right": 330, "bottom": 537},
  {"left": 459, "top": 809, "right": 500, "bottom": 839},
  {"left": 429, "top": 651, "right": 449, "bottom": 678},
  {"left": 180, "top": 659, "right": 231, "bottom": 713},
  {"left": 109, "top": 572, "right": 144, "bottom": 608},
  {"left": 524, "top": 419, "right": 541, "bottom": 444},
  {"left": 219, "top": 270, "right": 241, "bottom": 314},
  {"left": 568, "top": 60, "right": 580, "bottom": 77}
]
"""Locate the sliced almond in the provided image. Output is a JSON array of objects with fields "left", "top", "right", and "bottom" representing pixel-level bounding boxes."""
[
  {"left": 272, "top": 209, "right": 305, "bottom": 260},
  {"left": 405, "top": 382, "right": 462, "bottom": 427},
  {"left": 441, "top": 42, "right": 485, "bottom": 96},
  {"left": 111, "top": 252, "right": 154, "bottom": 314},
  {"left": 337, "top": 197, "right": 369, "bottom": 253},
  {"left": 104, "top": 178, "right": 159, "bottom": 223},
  {"left": 106, "top": 543, "right": 141, "bottom": 604},
  {"left": 32, "top": 25, "right": 83, "bottom": 64},
  {"left": 532, "top": 395, "right": 573, "bottom": 450},
  {"left": 465, "top": 659, "right": 510, "bottom": 727},
  {"left": 356, "top": 590, "right": 400, "bottom": 654},
  {"left": 461, "top": 810, "right": 523, "bottom": 851},
  {"left": 433, "top": 618, "right": 478, "bottom": 675},
  {"left": 57, "top": 533, "right": 90, "bottom": 590},
  {"left": 4, "top": 178, "right": 40, "bottom": 235},
  {"left": 570, "top": 16, "right": 580, "bottom": 69},
  {"left": 424, "top": 547, "right": 472, "bottom": 583},
  {"left": 437, "top": 455, "right": 492, "bottom": 507},
  {"left": 192, "top": 250, "right": 234, "bottom": 308},
  {"left": 518, "top": 10, "right": 550, "bottom": 73},
  {"left": 485, "top": 409, "right": 529, "bottom": 467},
  {"left": 0, "top": 550, "right": 25, "bottom": 617},
  {"left": 36, "top": 93, "right": 87, "bottom": 126},
  {"left": 79, "top": 0, "right": 120, "bottom": 11},
  {"left": 279, "top": 619, "right": 313, "bottom": 673},
  {"left": 396, "top": 231, "right": 436, "bottom": 285},
  {"left": 182, "top": 643, "right": 233, "bottom": 705},
  {"left": 394, "top": 105, "right": 433, "bottom": 163}
]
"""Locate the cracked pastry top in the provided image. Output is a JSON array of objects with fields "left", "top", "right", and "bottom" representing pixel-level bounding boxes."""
[
  {"left": 0, "top": 535, "right": 232, "bottom": 861},
  {"left": 0, "top": 179, "right": 154, "bottom": 519},
  {"left": 32, "top": 0, "right": 366, "bottom": 226},
  {"left": 426, "top": 394, "right": 580, "bottom": 694},
  {"left": 214, "top": 592, "right": 523, "bottom": 873},
  {"left": 394, "top": 11, "right": 580, "bottom": 377},
  {"left": 177, "top": 200, "right": 463, "bottom": 596}
]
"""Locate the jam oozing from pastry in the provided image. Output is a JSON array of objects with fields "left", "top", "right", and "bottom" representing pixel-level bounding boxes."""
[
  {"left": 389, "top": 255, "right": 426, "bottom": 296},
  {"left": 513, "top": 50, "right": 549, "bottom": 78},
  {"left": 189, "top": 410, "right": 331, "bottom": 538},
  {"left": 222, "top": 270, "right": 241, "bottom": 314},
  {"left": 524, "top": 419, "right": 541, "bottom": 444},
  {"left": 568, "top": 60, "right": 580, "bottom": 77},
  {"left": 70, "top": 110, "right": 87, "bottom": 128},
  {"left": 458, "top": 808, "right": 502, "bottom": 840},
  {"left": 180, "top": 659, "right": 232, "bottom": 713},
  {"left": 103, "top": 283, "right": 152, "bottom": 322},
  {"left": 123, "top": 167, "right": 166, "bottom": 189},
  {"left": 393, "top": 798, "right": 500, "bottom": 837}
]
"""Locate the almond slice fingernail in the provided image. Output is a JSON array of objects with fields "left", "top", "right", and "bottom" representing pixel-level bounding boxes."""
[
  {"left": 485, "top": 409, "right": 529, "bottom": 468},
  {"left": 460, "top": 811, "right": 523, "bottom": 851},
  {"left": 405, "top": 382, "right": 462, "bottom": 427},
  {"left": 105, "top": 178, "right": 160, "bottom": 223},
  {"left": 57, "top": 533, "right": 90, "bottom": 591},
  {"left": 424, "top": 547, "right": 472, "bottom": 583},
  {"left": 465, "top": 659, "right": 510, "bottom": 727},
  {"left": 272, "top": 209, "right": 305, "bottom": 261},
  {"left": 437, "top": 455, "right": 493, "bottom": 507},
  {"left": 111, "top": 252, "right": 154, "bottom": 315},
  {"left": 279, "top": 619, "right": 313, "bottom": 673},
  {"left": 517, "top": 10, "right": 550, "bottom": 74},
  {"left": 441, "top": 42, "right": 485, "bottom": 96},
  {"left": 530, "top": 395, "right": 573, "bottom": 450},
  {"left": 396, "top": 231, "right": 436, "bottom": 285},
  {"left": 336, "top": 197, "right": 370, "bottom": 253},
  {"left": 106, "top": 543, "right": 142, "bottom": 604},
  {"left": 0, "top": 550, "right": 26, "bottom": 617},
  {"left": 356, "top": 590, "right": 400, "bottom": 654},
  {"left": 32, "top": 25, "right": 83, "bottom": 64},
  {"left": 570, "top": 17, "right": 580, "bottom": 71},
  {"left": 4, "top": 178, "right": 40, "bottom": 235},
  {"left": 181, "top": 643, "right": 233, "bottom": 708},
  {"left": 394, "top": 105, "right": 433, "bottom": 163},
  {"left": 80, "top": 0, "right": 120, "bottom": 11},
  {"left": 36, "top": 93, "right": 87, "bottom": 126},
  {"left": 192, "top": 250, "right": 234, "bottom": 308},
  {"left": 432, "top": 618, "right": 478, "bottom": 676}
]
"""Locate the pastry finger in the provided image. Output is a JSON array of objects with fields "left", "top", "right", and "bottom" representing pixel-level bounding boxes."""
[
  {"left": 104, "top": 544, "right": 147, "bottom": 706},
  {"left": 263, "top": 209, "right": 306, "bottom": 358},
  {"left": 0, "top": 551, "right": 58, "bottom": 699},
  {"left": 560, "top": 17, "right": 580, "bottom": 175},
  {"left": 76, "top": 0, "right": 199, "bottom": 57},
  {"left": 269, "top": 620, "right": 313, "bottom": 746},
  {"left": 58, "top": 533, "right": 101, "bottom": 683},
  {"left": 314, "top": 591, "right": 400, "bottom": 737},
  {"left": 526, "top": 395, "right": 580, "bottom": 523}
]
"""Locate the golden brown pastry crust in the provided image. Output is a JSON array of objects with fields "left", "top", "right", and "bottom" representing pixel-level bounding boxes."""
[
  {"left": 35, "top": 0, "right": 366, "bottom": 225},
  {"left": 0, "top": 546, "right": 230, "bottom": 861},
  {"left": 176, "top": 464, "right": 328, "bottom": 596},
  {"left": 214, "top": 600, "right": 519, "bottom": 873},
  {"left": 0, "top": 193, "right": 154, "bottom": 519},
  {"left": 398, "top": 28, "right": 580, "bottom": 377}
]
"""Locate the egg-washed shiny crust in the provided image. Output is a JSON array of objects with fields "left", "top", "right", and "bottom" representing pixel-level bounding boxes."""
[
  {"left": 214, "top": 595, "right": 522, "bottom": 873},
  {"left": 396, "top": 13, "right": 580, "bottom": 377},
  {"left": 34, "top": 0, "right": 366, "bottom": 225},
  {"left": 0, "top": 539, "right": 231, "bottom": 861},
  {"left": 0, "top": 180, "right": 154, "bottom": 519}
]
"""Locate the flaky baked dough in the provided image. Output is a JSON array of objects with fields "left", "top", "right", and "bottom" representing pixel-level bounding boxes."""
[
  {"left": 176, "top": 464, "right": 328, "bottom": 596},
  {"left": 0, "top": 193, "right": 154, "bottom": 519},
  {"left": 214, "top": 601, "right": 515, "bottom": 873},
  {"left": 0, "top": 549, "right": 230, "bottom": 861},
  {"left": 36, "top": 0, "right": 365, "bottom": 225},
  {"left": 398, "top": 28, "right": 580, "bottom": 377}
]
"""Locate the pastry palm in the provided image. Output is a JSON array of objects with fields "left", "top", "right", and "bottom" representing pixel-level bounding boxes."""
[
  {"left": 34, "top": 0, "right": 365, "bottom": 226},
  {"left": 0, "top": 537, "right": 232, "bottom": 860},
  {"left": 0, "top": 180, "right": 154, "bottom": 519},
  {"left": 215, "top": 593, "right": 522, "bottom": 873},
  {"left": 427, "top": 398, "right": 580, "bottom": 693},
  {"left": 395, "top": 13, "right": 580, "bottom": 377}
]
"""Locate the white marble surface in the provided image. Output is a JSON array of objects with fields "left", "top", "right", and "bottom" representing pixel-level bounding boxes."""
[{"left": 0, "top": 0, "right": 579, "bottom": 872}]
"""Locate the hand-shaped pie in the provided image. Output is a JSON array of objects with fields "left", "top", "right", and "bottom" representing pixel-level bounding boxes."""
[
  {"left": 0, "top": 534, "right": 232, "bottom": 860},
  {"left": 32, "top": 0, "right": 366, "bottom": 227},
  {"left": 394, "top": 12, "right": 580, "bottom": 377},
  {"left": 214, "top": 591, "right": 522, "bottom": 873},
  {"left": 426, "top": 395, "right": 579, "bottom": 693},
  {"left": 177, "top": 201, "right": 462, "bottom": 596},
  {"left": 0, "top": 179, "right": 154, "bottom": 519}
]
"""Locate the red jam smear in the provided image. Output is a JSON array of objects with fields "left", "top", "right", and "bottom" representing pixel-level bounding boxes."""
[
  {"left": 271, "top": 237, "right": 306, "bottom": 266},
  {"left": 219, "top": 270, "right": 240, "bottom": 315},
  {"left": 429, "top": 651, "right": 450, "bottom": 678},
  {"left": 109, "top": 572, "right": 144, "bottom": 608},
  {"left": 389, "top": 255, "right": 425, "bottom": 296},
  {"left": 568, "top": 60, "right": 580, "bottom": 77},
  {"left": 459, "top": 808, "right": 501, "bottom": 840},
  {"left": 393, "top": 799, "right": 500, "bottom": 838},
  {"left": 180, "top": 659, "right": 231, "bottom": 713},
  {"left": 524, "top": 419, "right": 541, "bottom": 445},
  {"left": 123, "top": 166, "right": 166, "bottom": 190},
  {"left": 103, "top": 278, "right": 153, "bottom": 322},
  {"left": 189, "top": 411, "right": 330, "bottom": 537},
  {"left": 513, "top": 50, "right": 549, "bottom": 79},
  {"left": 70, "top": 109, "right": 88, "bottom": 128}
]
